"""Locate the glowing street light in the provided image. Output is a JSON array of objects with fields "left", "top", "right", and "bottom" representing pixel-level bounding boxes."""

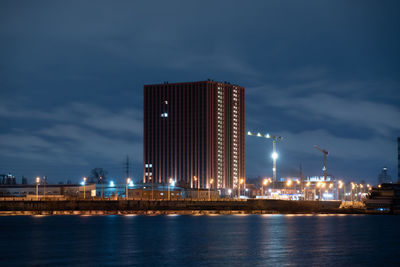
[
  {"left": 238, "top": 178, "right": 244, "bottom": 199},
  {"left": 126, "top": 178, "right": 131, "bottom": 199},
  {"left": 36, "top": 177, "right": 40, "bottom": 200},
  {"left": 351, "top": 182, "right": 356, "bottom": 203},
  {"left": 305, "top": 181, "right": 311, "bottom": 200},
  {"left": 209, "top": 178, "right": 214, "bottom": 201},
  {"left": 99, "top": 176, "right": 103, "bottom": 199},
  {"left": 262, "top": 178, "right": 268, "bottom": 197},
  {"left": 83, "top": 177, "right": 87, "bottom": 199},
  {"left": 193, "top": 176, "right": 199, "bottom": 199},
  {"left": 338, "top": 180, "right": 343, "bottom": 200},
  {"left": 168, "top": 178, "right": 173, "bottom": 200}
]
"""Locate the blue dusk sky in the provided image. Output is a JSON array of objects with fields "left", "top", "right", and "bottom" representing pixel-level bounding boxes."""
[{"left": 0, "top": 1, "right": 399, "bottom": 184}]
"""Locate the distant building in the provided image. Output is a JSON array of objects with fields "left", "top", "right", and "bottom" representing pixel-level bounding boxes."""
[
  {"left": 304, "top": 175, "right": 335, "bottom": 182},
  {"left": 378, "top": 167, "right": 392, "bottom": 185},
  {"left": 0, "top": 173, "right": 16, "bottom": 185},
  {"left": 0, "top": 184, "right": 95, "bottom": 197},
  {"left": 143, "top": 80, "right": 245, "bottom": 190},
  {"left": 364, "top": 183, "right": 400, "bottom": 213}
]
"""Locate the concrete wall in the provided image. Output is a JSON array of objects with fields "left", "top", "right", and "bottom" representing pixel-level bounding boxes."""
[{"left": 0, "top": 199, "right": 342, "bottom": 214}]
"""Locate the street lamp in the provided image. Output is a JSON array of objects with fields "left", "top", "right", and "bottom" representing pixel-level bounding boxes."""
[
  {"left": 238, "top": 178, "right": 244, "bottom": 199},
  {"left": 100, "top": 176, "right": 103, "bottom": 199},
  {"left": 338, "top": 180, "right": 343, "bottom": 200},
  {"left": 83, "top": 177, "right": 87, "bottom": 199},
  {"left": 168, "top": 178, "right": 173, "bottom": 200},
  {"left": 316, "top": 182, "right": 321, "bottom": 200},
  {"left": 286, "top": 179, "right": 292, "bottom": 199},
  {"left": 321, "top": 182, "right": 326, "bottom": 200},
  {"left": 193, "top": 176, "right": 199, "bottom": 199},
  {"left": 305, "top": 181, "right": 311, "bottom": 200},
  {"left": 209, "top": 178, "right": 214, "bottom": 201},
  {"left": 262, "top": 178, "right": 268, "bottom": 197},
  {"left": 36, "top": 177, "right": 40, "bottom": 200},
  {"left": 126, "top": 178, "right": 131, "bottom": 199}
]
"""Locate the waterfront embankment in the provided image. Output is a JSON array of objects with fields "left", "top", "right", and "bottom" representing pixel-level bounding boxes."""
[{"left": 0, "top": 199, "right": 365, "bottom": 215}]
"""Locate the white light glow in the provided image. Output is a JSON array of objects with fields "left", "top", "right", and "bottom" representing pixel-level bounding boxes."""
[{"left": 271, "top": 152, "right": 278, "bottom": 160}]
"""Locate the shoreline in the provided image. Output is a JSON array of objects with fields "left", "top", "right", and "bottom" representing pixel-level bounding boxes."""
[
  {"left": 1, "top": 199, "right": 389, "bottom": 215},
  {"left": 0, "top": 209, "right": 371, "bottom": 216}
]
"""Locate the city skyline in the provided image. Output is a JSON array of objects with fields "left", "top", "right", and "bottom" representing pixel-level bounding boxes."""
[{"left": 0, "top": 1, "right": 399, "bottom": 184}]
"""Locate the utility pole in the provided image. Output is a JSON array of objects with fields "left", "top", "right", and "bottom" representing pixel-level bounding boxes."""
[
  {"left": 299, "top": 163, "right": 303, "bottom": 196},
  {"left": 125, "top": 156, "right": 129, "bottom": 180},
  {"left": 43, "top": 176, "right": 46, "bottom": 199}
]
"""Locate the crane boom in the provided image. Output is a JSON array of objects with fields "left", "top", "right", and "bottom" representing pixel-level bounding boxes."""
[{"left": 314, "top": 145, "right": 328, "bottom": 155}]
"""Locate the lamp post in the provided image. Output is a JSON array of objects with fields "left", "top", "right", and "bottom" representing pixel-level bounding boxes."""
[
  {"left": 36, "top": 177, "right": 40, "bottom": 200},
  {"left": 262, "top": 179, "right": 268, "bottom": 197},
  {"left": 209, "top": 178, "right": 214, "bottom": 201},
  {"left": 83, "top": 177, "right": 87, "bottom": 199},
  {"left": 316, "top": 182, "right": 321, "bottom": 200},
  {"left": 305, "top": 181, "right": 311, "bottom": 200},
  {"left": 193, "top": 176, "right": 198, "bottom": 200},
  {"left": 126, "top": 178, "right": 131, "bottom": 199},
  {"left": 100, "top": 176, "right": 103, "bottom": 199},
  {"left": 115, "top": 180, "right": 118, "bottom": 200},
  {"left": 338, "top": 181, "right": 343, "bottom": 200},
  {"left": 168, "top": 178, "right": 172, "bottom": 200},
  {"left": 321, "top": 182, "right": 326, "bottom": 200},
  {"left": 343, "top": 182, "right": 346, "bottom": 201},
  {"left": 286, "top": 179, "right": 292, "bottom": 200},
  {"left": 238, "top": 178, "right": 244, "bottom": 199},
  {"left": 43, "top": 176, "right": 46, "bottom": 199},
  {"left": 150, "top": 176, "right": 154, "bottom": 200}
]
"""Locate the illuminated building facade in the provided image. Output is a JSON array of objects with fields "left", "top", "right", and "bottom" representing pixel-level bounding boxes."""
[{"left": 143, "top": 80, "right": 245, "bottom": 190}]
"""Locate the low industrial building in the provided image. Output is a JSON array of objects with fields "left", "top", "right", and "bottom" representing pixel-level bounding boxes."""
[{"left": 0, "top": 184, "right": 96, "bottom": 198}]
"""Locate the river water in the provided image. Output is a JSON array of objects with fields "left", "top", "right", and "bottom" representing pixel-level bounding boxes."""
[{"left": 0, "top": 214, "right": 399, "bottom": 266}]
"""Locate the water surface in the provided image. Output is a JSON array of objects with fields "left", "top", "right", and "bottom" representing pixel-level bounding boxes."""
[{"left": 0, "top": 215, "right": 399, "bottom": 266}]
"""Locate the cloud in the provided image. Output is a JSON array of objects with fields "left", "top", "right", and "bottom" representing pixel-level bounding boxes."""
[
  {"left": 245, "top": 76, "right": 399, "bottom": 181},
  {"left": 247, "top": 79, "right": 400, "bottom": 136},
  {"left": 0, "top": 102, "right": 142, "bottom": 180}
]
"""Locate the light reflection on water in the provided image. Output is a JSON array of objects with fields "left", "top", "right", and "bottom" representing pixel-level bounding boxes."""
[{"left": 0, "top": 215, "right": 399, "bottom": 266}]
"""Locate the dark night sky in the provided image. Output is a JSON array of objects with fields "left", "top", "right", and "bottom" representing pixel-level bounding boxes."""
[{"left": 0, "top": 1, "right": 399, "bottom": 185}]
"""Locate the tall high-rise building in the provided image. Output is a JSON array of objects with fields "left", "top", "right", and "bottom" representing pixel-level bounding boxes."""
[
  {"left": 143, "top": 80, "right": 245, "bottom": 190},
  {"left": 378, "top": 167, "right": 392, "bottom": 185},
  {"left": 398, "top": 137, "right": 400, "bottom": 183}
]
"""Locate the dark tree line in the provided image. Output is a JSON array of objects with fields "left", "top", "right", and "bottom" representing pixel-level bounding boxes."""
[{"left": 89, "top": 168, "right": 108, "bottom": 184}]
